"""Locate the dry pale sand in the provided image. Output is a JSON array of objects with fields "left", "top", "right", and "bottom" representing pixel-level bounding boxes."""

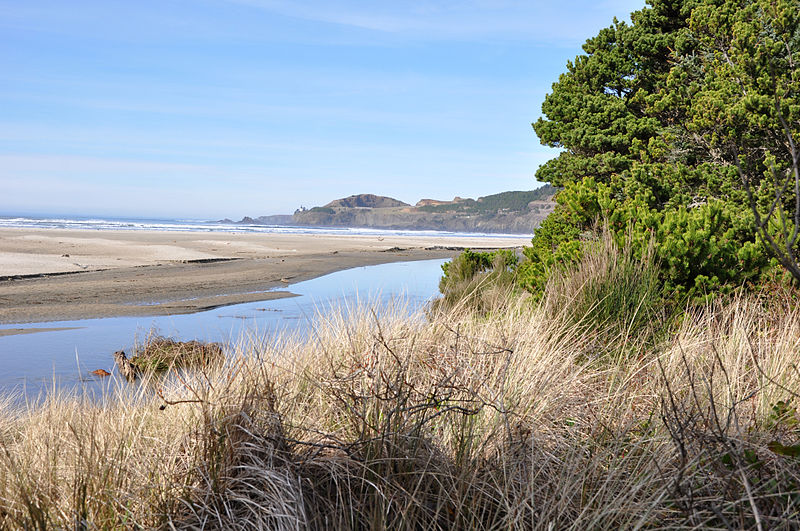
[{"left": 0, "top": 228, "right": 530, "bottom": 325}]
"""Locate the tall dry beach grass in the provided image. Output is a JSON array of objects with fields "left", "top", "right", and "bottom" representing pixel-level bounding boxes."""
[{"left": 1, "top": 271, "right": 800, "bottom": 528}]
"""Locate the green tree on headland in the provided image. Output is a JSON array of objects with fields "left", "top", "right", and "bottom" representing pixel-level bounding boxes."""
[{"left": 516, "top": 0, "right": 799, "bottom": 300}]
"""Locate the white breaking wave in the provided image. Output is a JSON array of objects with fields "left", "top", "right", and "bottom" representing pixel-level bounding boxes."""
[{"left": 0, "top": 215, "right": 526, "bottom": 239}]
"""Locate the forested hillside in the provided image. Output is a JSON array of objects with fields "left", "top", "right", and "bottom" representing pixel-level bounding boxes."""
[{"left": 417, "top": 186, "right": 557, "bottom": 214}]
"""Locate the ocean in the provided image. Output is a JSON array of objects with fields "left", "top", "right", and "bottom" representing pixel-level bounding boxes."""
[{"left": 0, "top": 214, "right": 528, "bottom": 239}]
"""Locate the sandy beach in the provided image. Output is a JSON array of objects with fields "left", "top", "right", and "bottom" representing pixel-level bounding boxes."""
[{"left": 0, "top": 228, "right": 530, "bottom": 327}]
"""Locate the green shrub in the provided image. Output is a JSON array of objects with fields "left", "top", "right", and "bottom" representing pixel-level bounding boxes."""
[
  {"left": 518, "top": 172, "right": 769, "bottom": 302},
  {"left": 525, "top": 0, "right": 793, "bottom": 301},
  {"left": 436, "top": 249, "right": 519, "bottom": 313},
  {"left": 517, "top": 201, "right": 584, "bottom": 295}
]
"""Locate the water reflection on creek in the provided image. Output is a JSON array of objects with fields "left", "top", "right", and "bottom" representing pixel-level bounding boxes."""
[{"left": 0, "top": 259, "right": 447, "bottom": 400}]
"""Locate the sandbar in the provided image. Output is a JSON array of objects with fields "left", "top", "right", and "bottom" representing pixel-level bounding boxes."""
[
  {"left": 0, "top": 228, "right": 530, "bottom": 324},
  {"left": 0, "top": 327, "right": 83, "bottom": 338}
]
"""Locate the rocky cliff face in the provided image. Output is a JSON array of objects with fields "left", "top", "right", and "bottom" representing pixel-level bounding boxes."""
[
  {"left": 292, "top": 206, "right": 553, "bottom": 234},
  {"left": 238, "top": 214, "right": 294, "bottom": 225},
  {"left": 291, "top": 189, "right": 556, "bottom": 234},
  {"left": 234, "top": 188, "right": 557, "bottom": 234}
]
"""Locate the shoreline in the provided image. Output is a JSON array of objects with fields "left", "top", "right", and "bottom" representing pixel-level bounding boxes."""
[
  {"left": 0, "top": 228, "right": 530, "bottom": 325},
  {"left": 0, "top": 326, "right": 83, "bottom": 338}
]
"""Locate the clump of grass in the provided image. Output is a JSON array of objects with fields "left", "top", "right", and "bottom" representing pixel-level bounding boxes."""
[
  {"left": 1, "top": 284, "right": 800, "bottom": 528},
  {"left": 542, "top": 228, "right": 665, "bottom": 358},
  {"left": 128, "top": 335, "right": 224, "bottom": 374},
  {"left": 435, "top": 248, "right": 521, "bottom": 314}
]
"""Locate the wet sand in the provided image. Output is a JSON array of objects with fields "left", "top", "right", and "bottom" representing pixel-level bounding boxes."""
[
  {"left": 0, "top": 228, "right": 530, "bottom": 324},
  {"left": 0, "top": 327, "right": 83, "bottom": 338}
]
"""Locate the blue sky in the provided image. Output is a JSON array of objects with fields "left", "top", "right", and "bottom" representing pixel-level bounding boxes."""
[{"left": 1, "top": 0, "right": 645, "bottom": 219}]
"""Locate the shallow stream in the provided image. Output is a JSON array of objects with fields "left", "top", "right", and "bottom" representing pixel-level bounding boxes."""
[{"left": 0, "top": 259, "right": 447, "bottom": 399}]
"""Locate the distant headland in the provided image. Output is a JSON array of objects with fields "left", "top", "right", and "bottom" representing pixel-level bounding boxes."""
[{"left": 223, "top": 186, "right": 557, "bottom": 234}]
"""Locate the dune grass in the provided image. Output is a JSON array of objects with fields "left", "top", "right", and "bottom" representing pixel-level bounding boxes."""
[{"left": 1, "top": 259, "right": 799, "bottom": 528}]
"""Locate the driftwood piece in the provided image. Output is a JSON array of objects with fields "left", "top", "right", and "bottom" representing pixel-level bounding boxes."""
[{"left": 113, "top": 350, "right": 139, "bottom": 380}]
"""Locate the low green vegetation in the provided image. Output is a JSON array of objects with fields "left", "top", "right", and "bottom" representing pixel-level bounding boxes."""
[
  {"left": 436, "top": 248, "right": 519, "bottom": 313},
  {"left": 539, "top": 230, "right": 664, "bottom": 353},
  {"left": 418, "top": 186, "right": 557, "bottom": 214},
  {"left": 439, "top": 230, "right": 667, "bottom": 356}
]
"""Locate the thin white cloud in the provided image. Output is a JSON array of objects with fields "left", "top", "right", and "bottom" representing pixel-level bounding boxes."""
[
  {"left": 0, "top": 154, "right": 208, "bottom": 175},
  {"left": 224, "top": 0, "right": 644, "bottom": 43}
]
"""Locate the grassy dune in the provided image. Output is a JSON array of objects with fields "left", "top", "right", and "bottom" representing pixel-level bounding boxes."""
[{"left": 1, "top": 258, "right": 800, "bottom": 528}]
